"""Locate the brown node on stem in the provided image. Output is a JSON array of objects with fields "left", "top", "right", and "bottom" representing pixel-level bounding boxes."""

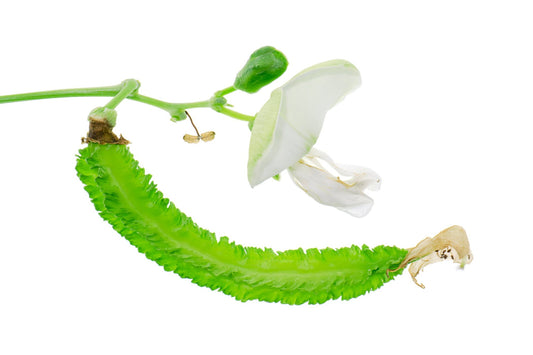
[{"left": 82, "top": 118, "right": 130, "bottom": 145}]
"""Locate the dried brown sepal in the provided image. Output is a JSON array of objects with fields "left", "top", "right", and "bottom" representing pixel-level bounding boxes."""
[
  {"left": 183, "top": 131, "right": 216, "bottom": 144},
  {"left": 183, "top": 134, "right": 201, "bottom": 144},
  {"left": 82, "top": 118, "right": 129, "bottom": 145},
  {"left": 391, "top": 225, "right": 473, "bottom": 288},
  {"left": 200, "top": 131, "right": 215, "bottom": 142}
]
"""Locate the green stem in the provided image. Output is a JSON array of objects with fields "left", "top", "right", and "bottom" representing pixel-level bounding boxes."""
[
  {"left": 0, "top": 84, "right": 209, "bottom": 114},
  {"left": 0, "top": 82, "right": 253, "bottom": 122},
  {"left": 0, "top": 85, "right": 122, "bottom": 103},
  {"left": 128, "top": 94, "right": 175, "bottom": 111},
  {"left": 214, "top": 86, "right": 236, "bottom": 97},
  {"left": 215, "top": 106, "right": 255, "bottom": 122},
  {"left": 104, "top": 79, "right": 140, "bottom": 110}
]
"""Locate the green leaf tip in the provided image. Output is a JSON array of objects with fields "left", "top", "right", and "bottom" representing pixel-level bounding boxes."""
[{"left": 234, "top": 46, "right": 288, "bottom": 93}]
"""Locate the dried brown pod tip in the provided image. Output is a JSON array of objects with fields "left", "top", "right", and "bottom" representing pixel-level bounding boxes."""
[{"left": 391, "top": 225, "right": 473, "bottom": 288}]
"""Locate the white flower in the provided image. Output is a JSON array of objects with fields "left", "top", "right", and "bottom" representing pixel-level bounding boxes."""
[
  {"left": 247, "top": 59, "right": 380, "bottom": 216},
  {"left": 247, "top": 60, "right": 361, "bottom": 186},
  {"left": 288, "top": 148, "right": 381, "bottom": 217}
]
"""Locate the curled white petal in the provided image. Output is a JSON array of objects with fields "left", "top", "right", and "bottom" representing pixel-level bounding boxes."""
[
  {"left": 247, "top": 60, "right": 361, "bottom": 187},
  {"left": 287, "top": 148, "right": 381, "bottom": 217}
]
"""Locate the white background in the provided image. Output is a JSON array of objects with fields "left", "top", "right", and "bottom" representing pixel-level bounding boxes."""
[{"left": 1, "top": 1, "right": 532, "bottom": 354}]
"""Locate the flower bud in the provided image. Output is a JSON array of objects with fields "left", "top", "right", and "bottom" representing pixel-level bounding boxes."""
[{"left": 234, "top": 46, "right": 288, "bottom": 93}]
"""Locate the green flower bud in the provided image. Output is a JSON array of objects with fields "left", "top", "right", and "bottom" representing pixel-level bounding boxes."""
[{"left": 234, "top": 46, "right": 288, "bottom": 93}]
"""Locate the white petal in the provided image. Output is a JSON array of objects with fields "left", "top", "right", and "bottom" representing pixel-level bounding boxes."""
[
  {"left": 287, "top": 150, "right": 379, "bottom": 217},
  {"left": 248, "top": 60, "right": 361, "bottom": 187},
  {"left": 336, "top": 200, "right": 375, "bottom": 218},
  {"left": 304, "top": 148, "right": 381, "bottom": 191}
]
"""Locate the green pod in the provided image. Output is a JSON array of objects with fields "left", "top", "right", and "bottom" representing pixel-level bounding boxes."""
[
  {"left": 76, "top": 143, "right": 407, "bottom": 305},
  {"left": 234, "top": 46, "right": 288, "bottom": 93}
]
